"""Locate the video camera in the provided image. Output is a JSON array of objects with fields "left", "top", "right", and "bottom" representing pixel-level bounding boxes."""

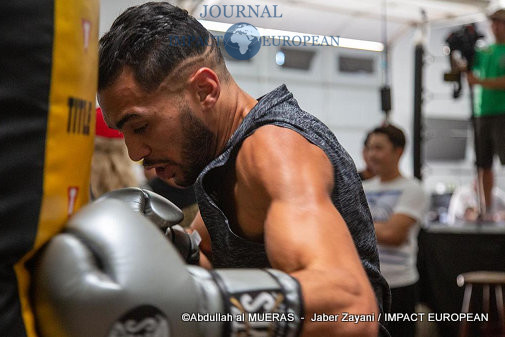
[{"left": 443, "top": 24, "right": 484, "bottom": 98}]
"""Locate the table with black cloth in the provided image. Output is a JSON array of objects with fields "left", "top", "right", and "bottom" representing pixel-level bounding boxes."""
[{"left": 417, "top": 223, "right": 505, "bottom": 337}]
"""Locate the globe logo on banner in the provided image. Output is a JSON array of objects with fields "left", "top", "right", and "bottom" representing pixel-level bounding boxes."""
[{"left": 224, "top": 23, "right": 261, "bottom": 60}]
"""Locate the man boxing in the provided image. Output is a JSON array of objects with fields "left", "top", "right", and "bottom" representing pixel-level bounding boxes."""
[{"left": 95, "top": 3, "right": 390, "bottom": 336}]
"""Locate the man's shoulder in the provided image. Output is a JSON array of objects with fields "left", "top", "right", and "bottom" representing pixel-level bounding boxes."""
[
  {"left": 396, "top": 177, "right": 425, "bottom": 196},
  {"left": 401, "top": 176, "right": 422, "bottom": 187},
  {"left": 236, "top": 125, "right": 334, "bottom": 197},
  {"left": 476, "top": 44, "right": 505, "bottom": 56},
  {"left": 476, "top": 44, "right": 495, "bottom": 54},
  {"left": 476, "top": 45, "right": 490, "bottom": 53},
  {"left": 362, "top": 177, "right": 380, "bottom": 190},
  {"left": 239, "top": 124, "right": 306, "bottom": 157},
  {"left": 364, "top": 176, "right": 419, "bottom": 188},
  {"left": 488, "top": 44, "right": 505, "bottom": 51},
  {"left": 364, "top": 176, "right": 424, "bottom": 196},
  {"left": 238, "top": 124, "right": 326, "bottom": 162}
]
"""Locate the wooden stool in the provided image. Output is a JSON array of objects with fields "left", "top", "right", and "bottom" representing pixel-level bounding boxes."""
[{"left": 457, "top": 271, "right": 505, "bottom": 337}]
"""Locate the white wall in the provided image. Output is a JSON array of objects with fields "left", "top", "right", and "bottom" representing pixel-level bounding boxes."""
[{"left": 99, "top": 0, "right": 143, "bottom": 36}]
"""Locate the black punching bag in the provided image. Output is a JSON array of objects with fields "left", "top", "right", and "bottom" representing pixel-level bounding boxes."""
[{"left": 0, "top": 1, "right": 99, "bottom": 336}]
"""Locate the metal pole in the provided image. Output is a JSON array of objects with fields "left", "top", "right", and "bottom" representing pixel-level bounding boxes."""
[{"left": 413, "top": 42, "right": 424, "bottom": 180}]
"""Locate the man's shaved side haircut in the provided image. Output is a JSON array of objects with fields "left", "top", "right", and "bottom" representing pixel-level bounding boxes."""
[{"left": 99, "top": 1, "right": 228, "bottom": 92}]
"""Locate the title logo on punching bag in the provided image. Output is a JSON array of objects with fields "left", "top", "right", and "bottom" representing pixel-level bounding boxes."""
[
  {"left": 67, "top": 97, "right": 92, "bottom": 135},
  {"left": 67, "top": 186, "right": 79, "bottom": 217},
  {"left": 82, "top": 19, "right": 91, "bottom": 51}
]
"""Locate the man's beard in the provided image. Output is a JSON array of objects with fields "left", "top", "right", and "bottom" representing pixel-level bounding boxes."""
[{"left": 175, "top": 106, "right": 216, "bottom": 187}]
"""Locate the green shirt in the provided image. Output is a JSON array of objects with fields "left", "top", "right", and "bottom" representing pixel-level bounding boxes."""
[{"left": 472, "top": 44, "right": 505, "bottom": 117}]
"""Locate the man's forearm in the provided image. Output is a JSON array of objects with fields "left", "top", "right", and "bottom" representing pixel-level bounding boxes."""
[
  {"left": 478, "top": 76, "right": 505, "bottom": 89},
  {"left": 373, "top": 213, "right": 416, "bottom": 246},
  {"left": 374, "top": 221, "right": 405, "bottom": 246},
  {"left": 292, "top": 267, "right": 379, "bottom": 337},
  {"left": 199, "top": 251, "right": 213, "bottom": 269},
  {"left": 374, "top": 221, "right": 393, "bottom": 245}
]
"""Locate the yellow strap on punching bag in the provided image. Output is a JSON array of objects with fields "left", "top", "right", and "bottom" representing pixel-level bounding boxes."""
[{"left": 13, "top": 0, "right": 99, "bottom": 336}]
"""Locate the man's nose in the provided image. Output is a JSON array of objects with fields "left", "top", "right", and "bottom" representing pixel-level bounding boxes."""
[
  {"left": 368, "top": 151, "right": 379, "bottom": 161},
  {"left": 125, "top": 137, "right": 151, "bottom": 162}
]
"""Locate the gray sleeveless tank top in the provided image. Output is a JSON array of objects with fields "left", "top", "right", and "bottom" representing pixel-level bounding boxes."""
[{"left": 195, "top": 85, "right": 390, "bottom": 335}]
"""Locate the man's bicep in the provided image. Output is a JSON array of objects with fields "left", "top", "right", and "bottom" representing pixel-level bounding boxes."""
[{"left": 263, "top": 197, "right": 364, "bottom": 275}]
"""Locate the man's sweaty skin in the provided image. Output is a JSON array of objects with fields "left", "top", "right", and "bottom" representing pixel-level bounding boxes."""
[{"left": 99, "top": 62, "right": 379, "bottom": 337}]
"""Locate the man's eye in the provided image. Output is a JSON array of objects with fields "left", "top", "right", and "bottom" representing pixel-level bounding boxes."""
[{"left": 133, "top": 125, "right": 147, "bottom": 134}]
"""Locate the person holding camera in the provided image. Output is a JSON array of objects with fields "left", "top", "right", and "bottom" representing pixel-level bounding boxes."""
[{"left": 466, "top": 6, "right": 505, "bottom": 218}]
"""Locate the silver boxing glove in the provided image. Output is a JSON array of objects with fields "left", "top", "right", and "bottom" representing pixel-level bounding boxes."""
[
  {"left": 96, "top": 187, "right": 183, "bottom": 231},
  {"left": 32, "top": 200, "right": 303, "bottom": 337},
  {"left": 97, "top": 187, "right": 200, "bottom": 264}
]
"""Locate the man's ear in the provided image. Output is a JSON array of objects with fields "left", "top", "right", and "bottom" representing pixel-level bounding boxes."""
[
  {"left": 394, "top": 146, "right": 404, "bottom": 158},
  {"left": 188, "top": 67, "right": 220, "bottom": 109}
]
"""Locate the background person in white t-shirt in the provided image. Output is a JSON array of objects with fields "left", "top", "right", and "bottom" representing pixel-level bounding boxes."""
[{"left": 363, "top": 124, "right": 428, "bottom": 337}]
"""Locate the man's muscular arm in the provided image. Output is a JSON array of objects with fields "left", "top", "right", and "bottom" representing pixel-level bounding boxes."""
[{"left": 236, "top": 125, "right": 379, "bottom": 337}]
